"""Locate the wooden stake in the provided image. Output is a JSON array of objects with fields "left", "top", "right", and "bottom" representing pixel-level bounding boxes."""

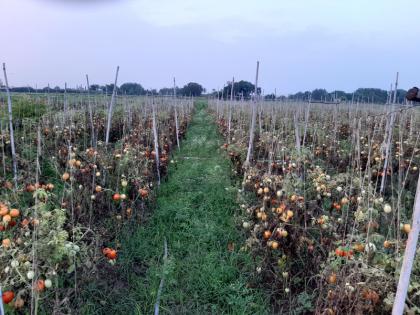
[
  {"left": 105, "top": 66, "right": 120, "bottom": 145},
  {"left": 152, "top": 100, "right": 161, "bottom": 185},
  {"left": 245, "top": 61, "right": 259, "bottom": 166},
  {"left": 86, "top": 75, "right": 95, "bottom": 147},
  {"left": 392, "top": 172, "right": 420, "bottom": 314},
  {"left": 2, "top": 63, "right": 18, "bottom": 188},
  {"left": 228, "top": 77, "right": 234, "bottom": 143},
  {"left": 173, "top": 77, "right": 180, "bottom": 149}
]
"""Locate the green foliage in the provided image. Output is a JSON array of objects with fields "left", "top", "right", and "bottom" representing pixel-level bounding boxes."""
[
  {"left": 1, "top": 95, "right": 47, "bottom": 123},
  {"left": 295, "top": 292, "right": 315, "bottom": 314},
  {"left": 82, "top": 101, "right": 269, "bottom": 314}
]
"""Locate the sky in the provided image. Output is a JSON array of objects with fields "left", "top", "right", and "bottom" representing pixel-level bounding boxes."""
[{"left": 1, "top": 0, "right": 420, "bottom": 94}]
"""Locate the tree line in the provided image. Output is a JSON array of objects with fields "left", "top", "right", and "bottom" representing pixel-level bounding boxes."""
[
  {"left": 3, "top": 82, "right": 205, "bottom": 97},
  {"left": 277, "top": 88, "right": 408, "bottom": 104},
  {"left": 2, "top": 79, "right": 408, "bottom": 104},
  {"left": 214, "top": 81, "right": 407, "bottom": 104}
]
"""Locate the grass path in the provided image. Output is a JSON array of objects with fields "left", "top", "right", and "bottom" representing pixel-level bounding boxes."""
[{"left": 95, "top": 101, "right": 268, "bottom": 314}]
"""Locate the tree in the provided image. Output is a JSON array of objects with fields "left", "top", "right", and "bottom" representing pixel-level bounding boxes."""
[
  {"left": 120, "top": 82, "right": 145, "bottom": 95},
  {"left": 159, "top": 87, "right": 181, "bottom": 96},
  {"left": 89, "top": 84, "right": 101, "bottom": 92},
  {"left": 311, "top": 89, "right": 328, "bottom": 101},
  {"left": 222, "top": 80, "right": 260, "bottom": 100},
  {"left": 180, "top": 82, "right": 203, "bottom": 97},
  {"left": 265, "top": 94, "right": 276, "bottom": 100}
]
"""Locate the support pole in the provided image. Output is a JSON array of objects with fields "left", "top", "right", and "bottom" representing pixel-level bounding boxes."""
[
  {"left": 392, "top": 173, "right": 420, "bottom": 314},
  {"left": 152, "top": 100, "right": 161, "bottom": 185},
  {"left": 2, "top": 63, "right": 18, "bottom": 188},
  {"left": 173, "top": 77, "right": 180, "bottom": 149},
  {"left": 245, "top": 61, "right": 259, "bottom": 166},
  {"left": 105, "top": 66, "right": 120, "bottom": 145}
]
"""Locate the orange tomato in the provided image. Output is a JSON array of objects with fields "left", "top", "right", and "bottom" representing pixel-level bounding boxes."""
[
  {"left": 106, "top": 249, "right": 117, "bottom": 260},
  {"left": 0, "top": 207, "right": 8, "bottom": 216},
  {"left": 35, "top": 279, "right": 45, "bottom": 292},
  {"left": 9, "top": 209, "right": 20, "bottom": 218},
  {"left": 263, "top": 230, "right": 272, "bottom": 240},
  {"left": 62, "top": 172, "right": 70, "bottom": 181}
]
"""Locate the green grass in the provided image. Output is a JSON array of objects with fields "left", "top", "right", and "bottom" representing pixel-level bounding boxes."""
[{"left": 82, "top": 101, "right": 269, "bottom": 314}]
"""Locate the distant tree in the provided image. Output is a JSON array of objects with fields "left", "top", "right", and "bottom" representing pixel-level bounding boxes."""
[
  {"left": 354, "top": 88, "right": 388, "bottom": 103},
  {"left": 146, "top": 89, "right": 158, "bottom": 95},
  {"left": 285, "top": 88, "right": 406, "bottom": 104},
  {"left": 120, "top": 82, "right": 145, "bottom": 95},
  {"left": 89, "top": 84, "right": 101, "bottom": 92},
  {"left": 104, "top": 84, "right": 117, "bottom": 95},
  {"left": 9, "top": 86, "right": 35, "bottom": 93},
  {"left": 329, "top": 90, "right": 352, "bottom": 101},
  {"left": 159, "top": 87, "right": 181, "bottom": 96},
  {"left": 222, "top": 80, "right": 260, "bottom": 100},
  {"left": 159, "top": 88, "right": 171, "bottom": 96},
  {"left": 180, "top": 82, "right": 203, "bottom": 97},
  {"left": 311, "top": 89, "right": 328, "bottom": 101},
  {"left": 289, "top": 91, "right": 311, "bottom": 101}
]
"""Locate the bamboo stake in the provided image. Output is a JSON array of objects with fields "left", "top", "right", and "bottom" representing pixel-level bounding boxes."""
[
  {"left": 105, "top": 66, "right": 120, "bottom": 145},
  {"left": 294, "top": 112, "right": 301, "bottom": 154},
  {"left": 392, "top": 172, "right": 420, "bottom": 315},
  {"left": 154, "top": 239, "right": 168, "bottom": 315},
  {"left": 152, "top": 100, "right": 161, "bottom": 185},
  {"left": 173, "top": 77, "right": 180, "bottom": 149},
  {"left": 2, "top": 63, "right": 18, "bottom": 188},
  {"left": 0, "top": 286, "right": 4, "bottom": 315},
  {"left": 0, "top": 121, "right": 6, "bottom": 177},
  {"left": 245, "top": 61, "right": 259, "bottom": 166},
  {"left": 302, "top": 95, "right": 312, "bottom": 146},
  {"left": 228, "top": 77, "right": 234, "bottom": 143},
  {"left": 380, "top": 112, "right": 395, "bottom": 194},
  {"left": 86, "top": 75, "right": 95, "bottom": 147}
]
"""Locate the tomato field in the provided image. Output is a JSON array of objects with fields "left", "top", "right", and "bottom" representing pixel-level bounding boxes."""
[
  {"left": 212, "top": 97, "right": 420, "bottom": 314},
  {"left": 0, "top": 83, "right": 420, "bottom": 314}
]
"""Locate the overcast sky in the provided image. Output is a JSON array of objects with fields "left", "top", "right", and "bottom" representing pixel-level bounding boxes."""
[{"left": 1, "top": 0, "right": 420, "bottom": 94}]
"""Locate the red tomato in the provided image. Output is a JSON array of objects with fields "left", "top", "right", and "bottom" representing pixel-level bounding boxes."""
[
  {"left": 335, "top": 248, "right": 345, "bottom": 257},
  {"left": 2, "top": 291, "right": 14, "bottom": 304},
  {"left": 106, "top": 249, "right": 117, "bottom": 260}
]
